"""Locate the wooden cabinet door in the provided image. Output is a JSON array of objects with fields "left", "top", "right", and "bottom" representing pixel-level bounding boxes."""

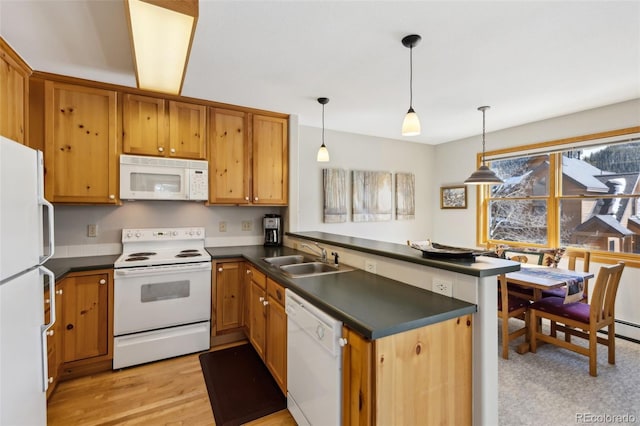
[
  {"left": 44, "top": 81, "right": 118, "bottom": 203},
  {"left": 0, "top": 40, "right": 29, "bottom": 144},
  {"left": 122, "top": 93, "right": 166, "bottom": 156},
  {"left": 252, "top": 114, "right": 288, "bottom": 205},
  {"left": 242, "top": 263, "right": 251, "bottom": 330},
  {"left": 265, "top": 279, "right": 287, "bottom": 394},
  {"left": 342, "top": 326, "right": 373, "bottom": 426},
  {"left": 62, "top": 273, "right": 109, "bottom": 362},
  {"left": 209, "top": 108, "right": 250, "bottom": 204},
  {"left": 169, "top": 100, "right": 206, "bottom": 159},
  {"left": 249, "top": 280, "right": 267, "bottom": 360},
  {"left": 215, "top": 261, "right": 243, "bottom": 331}
]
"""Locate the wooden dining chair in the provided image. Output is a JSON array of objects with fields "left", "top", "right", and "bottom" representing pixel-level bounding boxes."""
[
  {"left": 528, "top": 262, "right": 625, "bottom": 376},
  {"left": 498, "top": 274, "right": 530, "bottom": 359},
  {"left": 541, "top": 249, "right": 591, "bottom": 302}
]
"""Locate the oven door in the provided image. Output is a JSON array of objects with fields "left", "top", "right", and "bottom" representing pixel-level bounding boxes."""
[{"left": 114, "top": 262, "right": 212, "bottom": 336}]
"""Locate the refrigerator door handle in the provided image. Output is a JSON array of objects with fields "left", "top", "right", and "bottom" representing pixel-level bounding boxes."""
[
  {"left": 38, "top": 198, "right": 55, "bottom": 264},
  {"left": 40, "top": 266, "right": 55, "bottom": 392}
]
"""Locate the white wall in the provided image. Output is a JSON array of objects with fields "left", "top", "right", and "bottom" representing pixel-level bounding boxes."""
[{"left": 290, "top": 125, "right": 435, "bottom": 244}]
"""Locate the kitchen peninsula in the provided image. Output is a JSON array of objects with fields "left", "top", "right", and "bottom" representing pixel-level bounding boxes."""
[{"left": 285, "top": 231, "right": 520, "bottom": 426}]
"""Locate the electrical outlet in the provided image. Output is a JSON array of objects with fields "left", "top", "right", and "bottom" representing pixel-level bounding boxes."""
[
  {"left": 241, "top": 220, "right": 252, "bottom": 231},
  {"left": 364, "top": 260, "right": 377, "bottom": 274},
  {"left": 432, "top": 278, "right": 453, "bottom": 297},
  {"left": 87, "top": 224, "right": 97, "bottom": 238},
  {"left": 219, "top": 221, "right": 227, "bottom": 232}
]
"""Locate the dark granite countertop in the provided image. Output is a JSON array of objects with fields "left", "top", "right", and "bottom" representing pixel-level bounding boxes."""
[
  {"left": 207, "top": 245, "right": 477, "bottom": 340},
  {"left": 44, "top": 255, "right": 119, "bottom": 280},
  {"left": 286, "top": 231, "right": 520, "bottom": 277}
]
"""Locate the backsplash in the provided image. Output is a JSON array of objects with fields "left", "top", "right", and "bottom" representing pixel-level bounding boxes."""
[{"left": 52, "top": 202, "right": 283, "bottom": 257}]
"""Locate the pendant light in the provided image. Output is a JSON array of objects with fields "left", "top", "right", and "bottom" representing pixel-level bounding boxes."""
[
  {"left": 317, "top": 97, "right": 330, "bottom": 162},
  {"left": 401, "top": 34, "right": 421, "bottom": 136},
  {"left": 464, "top": 106, "right": 504, "bottom": 185}
]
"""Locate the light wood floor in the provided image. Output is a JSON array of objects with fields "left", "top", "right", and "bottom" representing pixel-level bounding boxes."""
[{"left": 47, "top": 345, "right": 297, "bottom": 426}]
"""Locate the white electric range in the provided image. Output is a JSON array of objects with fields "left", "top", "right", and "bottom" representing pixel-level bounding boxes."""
[{"left": 113, "top": 227, "right": 212, "bottom": 369}]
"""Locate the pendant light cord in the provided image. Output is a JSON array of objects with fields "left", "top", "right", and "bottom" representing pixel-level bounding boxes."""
[
  {"left": 481, "top": 108, "right": 486, "bottom": 166},
  {"left": 409, "top": 46, "right": 414, "bottom": 108},
  {"left": 322, "top": 103, "right": 326, "bottom": 146}
]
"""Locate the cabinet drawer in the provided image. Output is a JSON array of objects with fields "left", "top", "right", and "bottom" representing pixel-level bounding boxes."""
[
  {"left": 248, "top": 265, "right": 266, "bottom": 289},
  {"left": 267, "top": 278, "right": 285, "bottom": 306}
]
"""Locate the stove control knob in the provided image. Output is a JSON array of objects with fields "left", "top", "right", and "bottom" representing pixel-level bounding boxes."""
[
  {"left": 135, "top": 232, "right": 141, "bottom": 238},
  {"left": 172, "top": 231, "right": 178, "bottom": 236},
  {"left": 188, "top": 230, "right": 194, "bottom": 236},
  {"left": 196, "top": 229, "right": 202, "bottom": 236},
  {"left": 125, "top": 231, "right": 132, "bottom": 239}
]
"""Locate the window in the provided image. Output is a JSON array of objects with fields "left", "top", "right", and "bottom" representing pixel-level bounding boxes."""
[{"left": 478, "top": 127, "right": 640, "bottom": 266}]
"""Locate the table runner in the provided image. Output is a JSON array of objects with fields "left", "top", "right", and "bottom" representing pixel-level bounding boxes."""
[{"left": 519, "top": 267, "right": 584, "bottom": 304}]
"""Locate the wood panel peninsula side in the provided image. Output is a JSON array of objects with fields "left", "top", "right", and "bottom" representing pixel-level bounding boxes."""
[{"left": 285, "top": 231, "right": 520, "bottom": 426}]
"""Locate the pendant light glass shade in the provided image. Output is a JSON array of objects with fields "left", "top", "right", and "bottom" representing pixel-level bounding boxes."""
[
  {"left": 464, "top": 106, "right": 504, "bottom": 185},
  {"left": 401, "top": 34, "right": 421, "bottom": 136},
  {"left": 317, "top": 97, "right": 330, "bottom": 162},
  {"left": 402, "top": 107, "right": 421, "bottom": 136}
]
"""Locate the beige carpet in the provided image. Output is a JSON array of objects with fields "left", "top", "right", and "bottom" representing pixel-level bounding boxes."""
[{"left": 499, "top": 318, "right": 640, "bottom": 426}]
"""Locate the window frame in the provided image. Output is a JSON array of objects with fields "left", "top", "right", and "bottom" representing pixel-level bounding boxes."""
[{"left": 475, "top": 126, "right": 640, "bottom": 268}]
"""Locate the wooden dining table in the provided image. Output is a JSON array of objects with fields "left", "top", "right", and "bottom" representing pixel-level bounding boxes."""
[{"left": 502, "top": 265, "right": 595, "bottom": 354}]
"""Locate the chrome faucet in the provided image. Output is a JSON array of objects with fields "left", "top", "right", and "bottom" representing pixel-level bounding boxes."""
[{"left": 301, "top": 243, "right": 327, "bottom": 262}]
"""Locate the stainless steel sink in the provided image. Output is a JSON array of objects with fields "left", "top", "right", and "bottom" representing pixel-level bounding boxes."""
[
  {"left": 263, "top": 255, "right": 309, "bottom": 267},
  {"left": 279, "top": 262, "right": 353, "bottom": 277}
]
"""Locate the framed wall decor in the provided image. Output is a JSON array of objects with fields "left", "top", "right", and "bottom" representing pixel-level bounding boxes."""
[
  {"left": 440, "top": 185, "right": 467, "bottom": 209},
  {"left": 352, "top": 170, "right": 392, "bottom": 222}
]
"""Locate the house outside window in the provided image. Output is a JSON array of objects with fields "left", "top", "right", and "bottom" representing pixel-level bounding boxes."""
[{"left": 477, "top": 127, "right": 640, "bottom": 266}]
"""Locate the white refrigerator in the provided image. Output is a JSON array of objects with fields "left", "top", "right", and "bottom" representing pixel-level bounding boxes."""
[{"left": 0, "top": 136, "right": 55, "bottom": 425}]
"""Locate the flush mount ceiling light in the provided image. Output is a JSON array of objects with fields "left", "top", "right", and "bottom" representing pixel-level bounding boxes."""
[
  {"left": 464, "top": 106, "right": 504, "bottom": 185},
  {"left": 401, "top": 34, "right": 422, "bottom": 137},
  {"left": 125, "top": 0, "right": 198, "bottom": 95},
  {"left": 317, "top": 97, "right": 330, "bottom": 162}
]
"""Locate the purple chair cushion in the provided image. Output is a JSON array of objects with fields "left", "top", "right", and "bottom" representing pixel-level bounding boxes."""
[{"left": 530, "top": 296, "right": 590, "bottom": 323}]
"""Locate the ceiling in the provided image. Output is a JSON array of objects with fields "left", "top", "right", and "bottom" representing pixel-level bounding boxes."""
[{"left": 1, "top": 0, "right": 639, "bottom": 145}]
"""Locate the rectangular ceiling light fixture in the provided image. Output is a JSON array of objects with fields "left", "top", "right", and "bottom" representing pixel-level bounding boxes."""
[{"left": 125, "top": 0, "right": 198, "bottom": 95}]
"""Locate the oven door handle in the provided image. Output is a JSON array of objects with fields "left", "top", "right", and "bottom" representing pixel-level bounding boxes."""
[{"left": 115, "top": 262, "right": 212, "bottom": 277}]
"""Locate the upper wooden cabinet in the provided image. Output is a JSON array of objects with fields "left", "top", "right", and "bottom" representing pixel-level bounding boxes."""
[
  {"left": 0, "top": 38, "right": 30, "bottom": 144},
  {"left": 44, "top": 81, "right": 119, "bottom": 204},
  {"left": 123, "top": 94, "right": 206, "bottom": 160},
  {"left": 208, "top": 109, "right": 288, "bottom": 205},
  {"left": 252, "top": 114, "right": 288, "bottom": 205},
  {"left": 209, "top": 108, "right": 250, "bottom": 204}
]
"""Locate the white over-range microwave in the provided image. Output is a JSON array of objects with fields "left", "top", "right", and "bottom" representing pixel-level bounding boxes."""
[{"left": 120, "top": 155, "right": 208, "bottom": 201}]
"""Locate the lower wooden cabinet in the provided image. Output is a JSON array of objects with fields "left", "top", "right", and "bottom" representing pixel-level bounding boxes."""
[
  {"left": 342, "top": 315, "right": 473, "bottom": 425},
  {"left": 44, "top": 281, "right": 63, "bottom": 399},
  {"left": 248, "top": 266, "right": 267, "bottom": 358},
  {"left": 46, "top": 269, "right": 114, "bottom": 393},
  {"left": 214, "top": 261, "right": 244, "bottom": 332},
  {"left": 265, "top": 278, "right": 287, "bottom": 394}
]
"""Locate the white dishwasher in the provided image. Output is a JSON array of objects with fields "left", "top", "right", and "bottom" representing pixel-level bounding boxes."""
[{"left": 285, "top": 289, "right": 344, "bottom": 426}]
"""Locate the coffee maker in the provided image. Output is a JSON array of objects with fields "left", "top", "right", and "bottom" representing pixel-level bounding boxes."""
[{"left": 263, "top": 214, "right": 282, "bottom": 246}]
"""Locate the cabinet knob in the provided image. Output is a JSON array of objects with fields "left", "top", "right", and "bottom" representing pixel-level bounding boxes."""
[
  {"left": 46, "top": 330, "right": 54, "bottom": 337},
  {"left": 99, "top": 279, "right": 106, "bottom": 285},
  {"left": 109, "top": 194, "right": 115, "bottom": 200},
  {"left": 218, "top": 267, "right": 223, "bottom": 272},
  {"left": 263, "top": 300, "right": 269, "bottom": 306},
  {"left": 48, "top": 377, "right": 54, "bottom": 384},
  {"left": 245, "top": 196, "right": 249, "bottom": 201},
  {"left": 246, "top": 270, "right": 251, "bottom": 275},
  {"left": 170, "top": 148, "right": 176, "bottom": 153},
  {"left": 158, "top": 147, "right": 164, "bottom": 152},
  {"left": 45, "top": 298, "right": 50, "bottom": 304},
  {"left": 56, "top": 289, "right": 63, "bottom": 295},
  {"left": 259, "top": 296, "right": 265, "bottom": 302},
  {"left": 254, "top": 197, "right": 259, "bottom": 201},
  {"left": 338, "top": 337, "right": 348, "bottom": 347}
]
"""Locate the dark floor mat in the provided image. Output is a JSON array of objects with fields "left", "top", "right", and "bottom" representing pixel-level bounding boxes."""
[{"left": 199, "top": 344, "right": 286, "bottom": 426}]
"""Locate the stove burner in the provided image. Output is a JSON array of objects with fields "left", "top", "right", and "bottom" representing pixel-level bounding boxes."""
[
  {"left": 180, "top": 249, "right": 199, "bottom": 253},
  {"left": 130, "top": 252, "right": 157, "bottom": 257},
  {"left": 125, "top": 256, "right": 149, "bottom": 261},
  {"left": 176, "top": 253, "right": 202, "bottom": 258}
]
